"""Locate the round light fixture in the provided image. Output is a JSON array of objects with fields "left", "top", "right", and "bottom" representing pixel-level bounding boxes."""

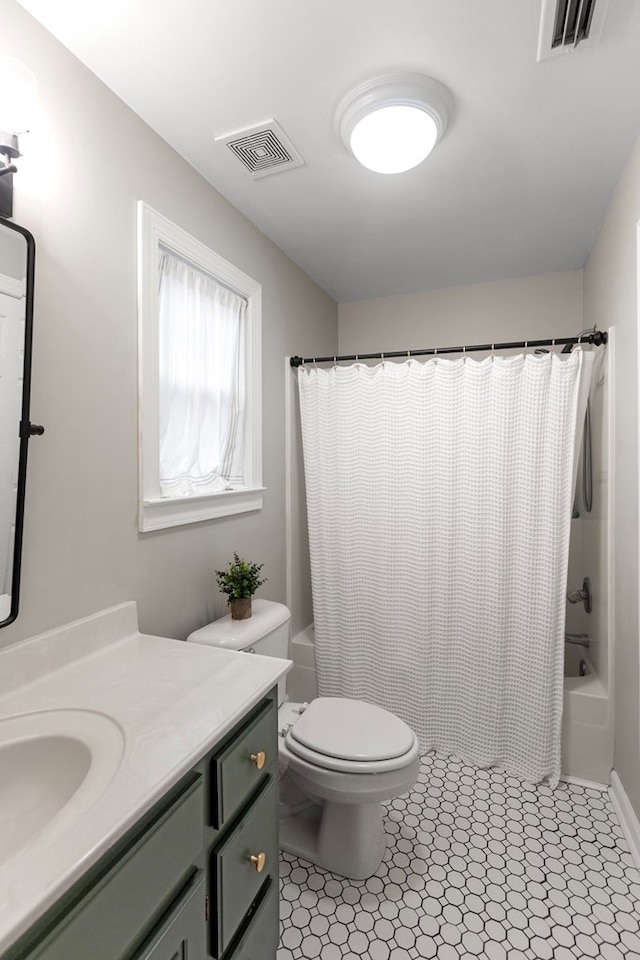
[{"left": 338, "top": 74, "right": 452, "bottom": 175}]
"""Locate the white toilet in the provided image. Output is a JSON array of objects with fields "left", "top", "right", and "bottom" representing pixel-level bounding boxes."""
[{"left": 187, "top": 599, "right": 420, "bottom": 879}]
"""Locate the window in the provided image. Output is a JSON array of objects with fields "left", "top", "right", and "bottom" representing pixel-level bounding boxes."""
[{"left": 137, "top": 203, "right": 263, "bottom": 531}]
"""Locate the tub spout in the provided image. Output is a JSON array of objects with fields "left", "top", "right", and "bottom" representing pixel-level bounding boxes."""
[{"left": 565, "top": 632, "right": 590, "bottom": 648}]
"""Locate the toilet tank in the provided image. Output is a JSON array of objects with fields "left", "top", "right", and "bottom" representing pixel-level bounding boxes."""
[{"left": 186, "top": 599, "right": 290, "bottom": 658}]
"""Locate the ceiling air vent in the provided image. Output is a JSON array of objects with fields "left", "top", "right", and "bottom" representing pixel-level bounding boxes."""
[
  {"left": 537, "top": 0, "right": 608, "bottom": 62},
  {"left": 215, "top": 120, "right": 304, "bottom": 179}
]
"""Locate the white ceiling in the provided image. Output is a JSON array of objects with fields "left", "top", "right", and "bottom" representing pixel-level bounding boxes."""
[{"left": 15, "top": 0, "right": 640, "bottom": 303}]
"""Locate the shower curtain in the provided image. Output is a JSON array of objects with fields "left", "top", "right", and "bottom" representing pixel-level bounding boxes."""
[{"left": 298, "top": 350, "right": 586, "bottom": 786}]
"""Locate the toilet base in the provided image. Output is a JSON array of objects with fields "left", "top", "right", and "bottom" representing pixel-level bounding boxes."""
[{"left": 279, "top": 795, "right": 387, "bottom": 880}]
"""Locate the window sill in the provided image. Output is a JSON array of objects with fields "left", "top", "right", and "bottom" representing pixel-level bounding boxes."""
[{"left": 140, "top": 487, "right": 265, "bottom": 532}]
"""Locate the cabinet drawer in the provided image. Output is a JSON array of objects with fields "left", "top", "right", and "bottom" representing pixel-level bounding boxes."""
[
  {"left": 211, "top": 777, "right": 278, "bottom": 957},
  {"left": 224, "top": 881, "right": 278, "bottom": 960},
  {"left": 29, "top": 777, "right": 204, "bottom": 960},
  {"left": 129, "top": 871, "right": 206, "bottom": 960},
  {"left": 211, "top": 699, "right": 277, "bottom": 828}
]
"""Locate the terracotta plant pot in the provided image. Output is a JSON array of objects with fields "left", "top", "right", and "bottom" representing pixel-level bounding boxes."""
[{"left": 230, "top": 598, "right": 252, "bottom": 620}]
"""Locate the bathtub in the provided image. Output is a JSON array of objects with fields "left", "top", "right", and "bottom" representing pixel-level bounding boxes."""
[{"left": 561, "top": 643, "right": 612, "bottom": 783}]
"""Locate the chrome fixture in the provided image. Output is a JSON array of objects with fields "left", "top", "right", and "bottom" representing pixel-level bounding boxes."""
[
  {"left": 565, "top": 633, "right": 590, "bottom": 648},
  {"left": 567, "top": 576, "right": 592, "bottom": 613}
]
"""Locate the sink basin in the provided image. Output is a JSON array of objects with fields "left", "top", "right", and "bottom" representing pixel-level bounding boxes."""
[{"left": 0, "top": 710, "right": 124, "bottom": 862}]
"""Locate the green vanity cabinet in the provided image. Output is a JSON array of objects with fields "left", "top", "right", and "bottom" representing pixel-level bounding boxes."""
[
  {"left": 208, "top": 691, "right": 279, "bottom": 959},
  {"left": 7, "top": 689, "right": 280, "bottom": 960}
]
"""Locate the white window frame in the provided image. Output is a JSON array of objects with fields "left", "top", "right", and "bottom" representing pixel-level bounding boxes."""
[{"left": 137, "top": 202, "right": 263, "bottom": 532}]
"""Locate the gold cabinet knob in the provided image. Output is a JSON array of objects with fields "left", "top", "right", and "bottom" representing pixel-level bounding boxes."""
[
  {"left": 249, "top": 852, "right": 266, "bottom": 873},
  {"left": 250, "top": 750, "right": 266, "bottom": 770}
]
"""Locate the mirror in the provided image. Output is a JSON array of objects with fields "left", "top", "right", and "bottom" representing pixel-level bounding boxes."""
[{"left": 0, "top": 218, "right": 40, "bottom": 628}]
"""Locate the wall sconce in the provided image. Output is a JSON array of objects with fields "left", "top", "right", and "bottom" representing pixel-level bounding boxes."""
[{"left": 0, "top": 54, "right": 37, "bottom": 218}]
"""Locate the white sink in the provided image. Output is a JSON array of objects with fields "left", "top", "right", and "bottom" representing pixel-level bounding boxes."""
[{"left": 0, "top": 710, "right": 124, "bottom": 863}]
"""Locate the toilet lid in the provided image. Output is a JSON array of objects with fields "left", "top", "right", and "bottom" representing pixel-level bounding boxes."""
[{"left": 288, "top": 698, "right": 415, "bottom": 762}]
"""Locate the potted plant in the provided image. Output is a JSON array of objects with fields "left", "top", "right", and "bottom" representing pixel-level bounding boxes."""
[{"left": 215, "top": 553, "right": 267, "bottom": 620}]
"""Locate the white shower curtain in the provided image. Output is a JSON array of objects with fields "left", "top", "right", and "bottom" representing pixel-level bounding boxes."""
[{"left": 298, "top": 350, "right": 585, "bottom": 786}]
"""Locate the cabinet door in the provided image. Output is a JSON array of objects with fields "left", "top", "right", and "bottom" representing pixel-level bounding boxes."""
[
  {"left": 25, "top": 778, "right": 204, "bottom": 960},
  {"left": 224, "top": 881, "right": 278, "bottom": 960},
  {"left": 211, "top": 699, "right": 277, "bottom": 829},
  {"left": 211, "top": 778, "right": 278, "bottom": 957},
  {"left": 129, "top": 872, "right": 206, "bottom": 960}
]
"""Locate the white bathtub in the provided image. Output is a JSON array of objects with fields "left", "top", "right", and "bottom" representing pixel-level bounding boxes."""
[{"left": 561, "top": 645, "right": 612, "bottom": 783}]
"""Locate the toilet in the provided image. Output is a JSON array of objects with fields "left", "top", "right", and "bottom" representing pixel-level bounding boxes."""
[{"left": 187, "top": 599, "right": 420, "bottom": 879}]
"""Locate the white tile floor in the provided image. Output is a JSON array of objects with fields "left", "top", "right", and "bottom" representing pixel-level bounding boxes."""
[{"left": 277, "top": 753, "right": 640, "bottom": 960}]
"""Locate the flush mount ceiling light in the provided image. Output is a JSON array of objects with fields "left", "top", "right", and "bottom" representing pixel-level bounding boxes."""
[{"left": 337, "top": 73, "right": 452, "bottom": 175}]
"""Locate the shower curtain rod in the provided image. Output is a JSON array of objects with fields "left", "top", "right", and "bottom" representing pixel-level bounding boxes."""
[{"left": 289, "top": 328, "right": 608, "bottom": 368}]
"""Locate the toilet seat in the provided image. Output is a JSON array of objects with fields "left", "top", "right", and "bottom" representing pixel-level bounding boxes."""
[{"left": 284, "top": 697, "right": 418, "bottom": 774}]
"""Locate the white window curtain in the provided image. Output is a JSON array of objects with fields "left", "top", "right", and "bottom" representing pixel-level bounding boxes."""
[
  {"left": 158, "top": 250, "right": 246, "bottom": 498},
  {"left": 298, "top": 350, "right": 588, "bottom": 786}
]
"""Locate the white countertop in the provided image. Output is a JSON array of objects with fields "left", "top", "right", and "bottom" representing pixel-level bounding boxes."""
[{"left": 0, "top": 602, "right": 291, "bottom": 954}]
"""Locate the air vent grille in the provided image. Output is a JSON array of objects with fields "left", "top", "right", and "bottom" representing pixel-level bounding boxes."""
[
  {"left": 215, "top": 120, "right": 304, "bottom": 179},
  {"left": 552, "top": 0, "right": 596, "bottom": 48},
  {"left": 537, "top": 0, "right": 607, "bottom": 61}
]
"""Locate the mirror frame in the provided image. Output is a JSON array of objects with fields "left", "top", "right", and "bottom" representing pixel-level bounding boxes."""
[{"left": 1, "top": 218, "right": 36, "bottom": 628}]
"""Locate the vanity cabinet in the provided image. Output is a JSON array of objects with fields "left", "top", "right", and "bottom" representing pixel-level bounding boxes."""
[
  {"left": 6, "top": 689, "right": 279, "bottom": 960},
  {"left": 209, "top": 695, "right": 279, "bottom": 959}
]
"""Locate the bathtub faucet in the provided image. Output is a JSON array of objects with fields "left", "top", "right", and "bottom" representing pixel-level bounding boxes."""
[
  {"left": 565, "top": 632, "right": 590, "bottom": 648},
  {"left": 566, "top": 577, "right": 592, "bottom": 613}
]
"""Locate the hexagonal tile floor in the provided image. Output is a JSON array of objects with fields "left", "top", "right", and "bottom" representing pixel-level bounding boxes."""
[{"left": 277, "top": 753, "right": 640, "bottom": 960}]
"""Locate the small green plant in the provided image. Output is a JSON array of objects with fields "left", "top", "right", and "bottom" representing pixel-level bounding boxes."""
[{"left": 215, "top": 553, "right": 267, "bottom": 603}]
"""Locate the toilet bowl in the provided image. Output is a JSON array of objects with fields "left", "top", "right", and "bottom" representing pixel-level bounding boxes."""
[
  {"left": 278, "top": 697, "right": 420, "bottom": 878},
  {"left": 187, "top": 600, "right": 420, "bottom": 879}
]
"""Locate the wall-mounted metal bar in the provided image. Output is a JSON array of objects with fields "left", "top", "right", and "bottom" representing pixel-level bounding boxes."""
[{"left": 289, "top": 329, "right": 608, "bottom": 368}]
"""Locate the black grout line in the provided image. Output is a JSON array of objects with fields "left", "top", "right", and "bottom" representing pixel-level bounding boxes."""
[{"left": 277, "top": 753, "right": 640, "bottom": 960}]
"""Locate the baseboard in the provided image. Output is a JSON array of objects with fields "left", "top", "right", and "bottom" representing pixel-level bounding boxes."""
[
  {"left": 559, "top": 773, "right": 609, "bottom": 792},
  {"left": 610, "top": 770, "right": 640, "bottom": 869}
]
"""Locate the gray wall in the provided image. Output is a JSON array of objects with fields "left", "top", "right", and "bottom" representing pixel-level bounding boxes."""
[
  {"left": 584, "top": 136, "right": 640, "bottom": 815},
  {"left": 0, "top": 1, "right": 337, "bottom": 648},
  {"left": 338, "top": 270, "right": 583, "bottom": 352}
]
